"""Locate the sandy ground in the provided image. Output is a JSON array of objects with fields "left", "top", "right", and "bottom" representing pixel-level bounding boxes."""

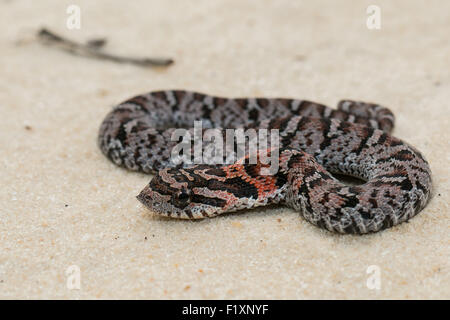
[{"left": 0, "top": 0, "right": 449, "bottom": 299}]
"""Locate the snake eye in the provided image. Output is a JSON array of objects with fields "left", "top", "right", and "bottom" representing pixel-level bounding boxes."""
[{"left": 173, "top": 189, "right": 191, "bottom": 207}]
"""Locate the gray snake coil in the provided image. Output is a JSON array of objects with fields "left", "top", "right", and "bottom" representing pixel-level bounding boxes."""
[{"left": 98, "top": 90, "right": 432, "bottom": 234}]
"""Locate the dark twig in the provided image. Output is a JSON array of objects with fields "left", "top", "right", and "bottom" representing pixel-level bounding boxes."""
[
  {"left": 37, "top": 28, "right": 174, "bottom": 67},
  {"left": 86, "top": 38, "right": 108, "bottom": 49}
]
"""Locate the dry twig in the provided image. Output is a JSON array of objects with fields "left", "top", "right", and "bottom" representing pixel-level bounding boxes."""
[{"left": 37, "top": 28, "right": 174, "bottom": 67}]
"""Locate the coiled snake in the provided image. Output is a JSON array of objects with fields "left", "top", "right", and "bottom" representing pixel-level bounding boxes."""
[{"left": 98, "top": 90, "right": 432, "bottom": 234}]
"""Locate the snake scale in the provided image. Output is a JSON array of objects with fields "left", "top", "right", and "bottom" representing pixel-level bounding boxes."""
[{"left": 98, "top": 90, "right": 432, "bottom": 234}]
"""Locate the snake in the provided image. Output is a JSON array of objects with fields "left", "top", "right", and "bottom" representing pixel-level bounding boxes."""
[{"left": 98, "top": 90, "right": 432, "bottom": 234}]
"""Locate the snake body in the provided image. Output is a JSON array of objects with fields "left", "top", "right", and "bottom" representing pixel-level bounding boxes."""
[{"left": 98, "top": 90, "right": 432, "bottom": 234}]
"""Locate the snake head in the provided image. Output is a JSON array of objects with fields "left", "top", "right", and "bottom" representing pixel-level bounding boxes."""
[{"left": 137, "top": 166, "right": 233, "bottom": 219}]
